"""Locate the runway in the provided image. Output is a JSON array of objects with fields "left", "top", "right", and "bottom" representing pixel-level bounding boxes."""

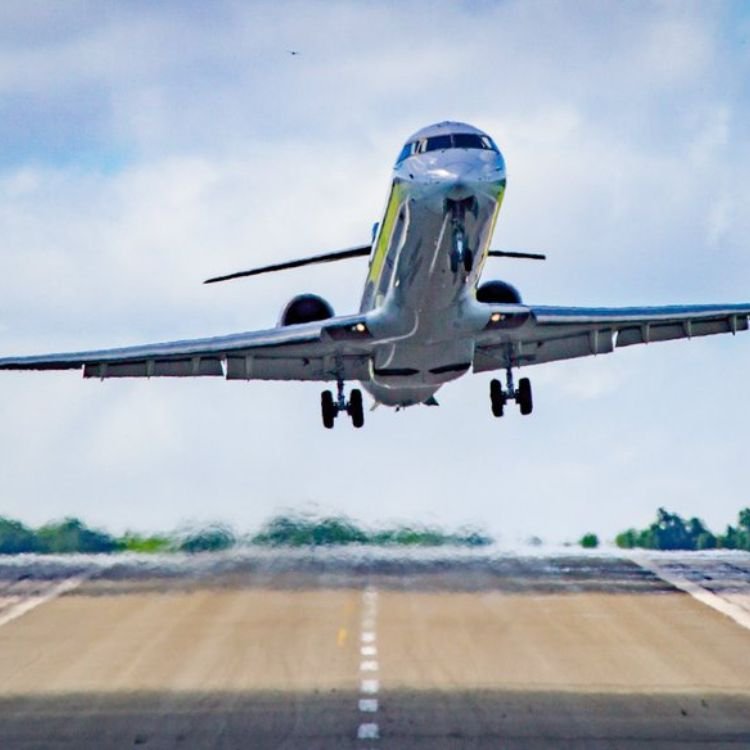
[{"left": 0, "top": 549, "right": 749, "bottom": 748}]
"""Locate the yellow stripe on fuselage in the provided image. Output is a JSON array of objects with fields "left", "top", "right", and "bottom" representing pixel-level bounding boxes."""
[{"left": 367, "top": 180, "right": 406, "bottom": 288}]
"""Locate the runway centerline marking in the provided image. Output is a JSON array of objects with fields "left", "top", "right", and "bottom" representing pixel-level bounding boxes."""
[
  {"left": 358, "top": 722, "right": 379, "bottom": 740},
  {"left": 356, "top": 586, "right": 380, "bottom": 743}
]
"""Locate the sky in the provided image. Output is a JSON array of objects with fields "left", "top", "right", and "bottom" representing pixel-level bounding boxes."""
[{"left": 1, "top": 0, "right": 750, "bottom": 543}]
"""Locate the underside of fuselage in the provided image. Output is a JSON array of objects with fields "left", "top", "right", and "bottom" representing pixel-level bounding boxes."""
[{"left": 358, "top": 121, "right": 507, "bottom": 408}]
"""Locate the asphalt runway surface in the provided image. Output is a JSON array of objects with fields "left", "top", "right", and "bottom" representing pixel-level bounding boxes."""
[{"left": 0, "top": 549, "right": 749, "bottom": 749}]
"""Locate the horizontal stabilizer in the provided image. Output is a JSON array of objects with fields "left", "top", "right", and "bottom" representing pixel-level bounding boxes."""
[
  {"left": 488, "top": 250, "right": 546, "bottom": 261},
  {"left": 204, "top": 245, "right": 372, "bottom": 284}
]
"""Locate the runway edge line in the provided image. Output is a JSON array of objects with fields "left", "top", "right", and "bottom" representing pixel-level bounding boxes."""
[{"left": 631, "top": 554, "right": 750, "bottom": 631}]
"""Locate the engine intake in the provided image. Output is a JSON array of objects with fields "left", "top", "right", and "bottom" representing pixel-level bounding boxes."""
[
  {"left": 279, "top": 294, "right": 335, "bottom": 326},
  {"left": 476, "top": 280, "right": 522, "bottom": 305}
]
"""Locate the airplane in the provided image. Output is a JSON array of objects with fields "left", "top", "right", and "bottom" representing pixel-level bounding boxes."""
[{"left": 1, "top": 120, "right": 749, "bottom": 429}]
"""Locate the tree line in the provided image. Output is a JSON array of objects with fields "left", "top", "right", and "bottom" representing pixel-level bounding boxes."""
[
  {"left": 0, "top": 514, "right": 493, "bottom": 554},
  {"left": 616, "top": 507, "right": 750, "bottom": 551}
]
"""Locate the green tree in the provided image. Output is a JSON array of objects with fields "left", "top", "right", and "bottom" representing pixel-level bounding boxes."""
[
  {"left": 615, "top": 529, "right": 638, "bottom": 549},
  {"left": 36, "top": 518, "right": 120, "bottom": 554},
  {"left": 0, "top": 517, "right": 37, "bottom": 554},
  {"left": 252, "top": 515, "right": 367, "bottom": 547},
  {"left": 579, "top": 533, "right": 599, "bottom": 549},
  {"left": 178, "top": 524, "right": 235, "bottom": 553}
]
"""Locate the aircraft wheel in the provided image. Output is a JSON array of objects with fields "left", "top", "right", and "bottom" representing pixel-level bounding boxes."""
[
  {"left": 490, "top": 378, "right": 504, "bottom": 417},
  {"left": 518, "top": 378, "right": 533, "bottom": 415},
  {"left": 348, "top": 388, "right": 365, "bottom": 428},
  {"left": 462, "top": 248, "right": 474, "bottom": 273},
  {"left": 321, "top": 390, "right": 336, "bottom": 429}
]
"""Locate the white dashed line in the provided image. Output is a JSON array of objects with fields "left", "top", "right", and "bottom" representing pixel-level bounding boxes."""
[
  {"left": 359, "top": 698, "right": 378, "bottom": 712},
  {"left": 356, "top": 586, "right": 380, "bottom": 743},
  {"left": 357, "top": 722, "right": 380, "bottom": 740}
]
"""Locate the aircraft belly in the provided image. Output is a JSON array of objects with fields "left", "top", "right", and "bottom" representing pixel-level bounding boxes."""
[{"left": 391, "top": 187, "right": 499, "bottom": 312}]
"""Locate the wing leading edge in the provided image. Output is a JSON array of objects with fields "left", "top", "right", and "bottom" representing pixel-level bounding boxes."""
[
  {"left": 0, "top": 314, "right": 376, "bottom": 383},
  {"left": 475, "top": 303, "right": 750, "bottom": 372}
]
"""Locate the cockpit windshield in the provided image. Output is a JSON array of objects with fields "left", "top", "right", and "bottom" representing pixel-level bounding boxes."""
[{"left": 396, "top": 133, "right": 498, "bottom": 165}]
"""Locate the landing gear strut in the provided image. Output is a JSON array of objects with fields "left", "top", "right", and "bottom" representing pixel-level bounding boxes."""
[
  {"left": 321, "top": 377, "right": 364, "bottom": 429},
  {"left": 450, "top": 226, "right": 474, "bottom": 274},
  {"left": 490, "top": 368, "right": 533, "bottom": 417},
  {"left": 447, "top": 197, "right": 476, "bottom": 274}
]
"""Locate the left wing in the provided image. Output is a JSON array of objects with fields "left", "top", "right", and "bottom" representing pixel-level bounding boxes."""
[
  {"left": 0, "top": 314, "right": 376, "bottom": 382},
  {"left": 475, "top": 303, "right": 750, "bottom": 372}
]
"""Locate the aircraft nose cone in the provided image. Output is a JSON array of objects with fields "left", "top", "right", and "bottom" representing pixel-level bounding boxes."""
[{"left": 441, "top": 161, "right": 482, "bottom": 199}]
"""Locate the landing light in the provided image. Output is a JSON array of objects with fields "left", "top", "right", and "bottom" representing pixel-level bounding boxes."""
[
  {"left": 490, "top": 313, "right": 504, "bottom": 323},
  {"left": 354, "top": 323, "right": 367, "bottom": 333}
]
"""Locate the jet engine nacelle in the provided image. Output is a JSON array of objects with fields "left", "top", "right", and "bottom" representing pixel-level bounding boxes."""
[
  {"left": 476, "top": 280, "right": 523, "bottom": 305},
  {"left": 278, "top": 294, "right": 335, "bottom": 326}
]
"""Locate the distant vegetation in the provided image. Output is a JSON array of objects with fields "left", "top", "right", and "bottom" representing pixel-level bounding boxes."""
[
  {"left": 251, "top": 514, "right": 492, "bottom": 548},
  {"left": 0, "top": 513, "right": 493, "bottom": 555},
  {"left": 3, "top": 508, "right": 747, "bottom": 555},
  {"left": 579, "top": 533, "right": 599, "bottom": 549},
  {"left": 616, "top": 507, "right": 750, "bottom": 551}
]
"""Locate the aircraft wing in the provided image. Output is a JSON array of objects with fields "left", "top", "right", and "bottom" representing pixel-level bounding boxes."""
[
  {"left": 474, "top": 303, "right": 750, "bottom": 372},
  {"left": 0, "top": 314, "right": 376, "bottom": 382}
]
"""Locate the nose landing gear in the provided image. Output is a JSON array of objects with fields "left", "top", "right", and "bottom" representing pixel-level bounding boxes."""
[
  {"left": 490, "top": 367, "right": 533, "bottom": 417},
  {"left": 450, "top": 226, "right": 474, "bottom": 273},
  {"left": 321, "top": 377, "right": 364, "bottom": 429},
  {"left": 446, "top": 197, "right": 477, "bottom": 274}
]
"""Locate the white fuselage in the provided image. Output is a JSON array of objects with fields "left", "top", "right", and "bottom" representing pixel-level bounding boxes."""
[{"left": 359, "top": 122, "right": 507, "bottom": 407}]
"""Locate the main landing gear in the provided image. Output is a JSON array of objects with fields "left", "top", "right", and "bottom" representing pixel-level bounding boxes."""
[
  {"left": 490, "top": 367, "right": 533, "bottom": 417},
  {"left": 321, "top": 378, "right": 364, "bottom": 429}
]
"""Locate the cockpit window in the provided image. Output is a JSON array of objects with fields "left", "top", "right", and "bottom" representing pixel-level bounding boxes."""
[
  {"left": 420, "top": 134, "right": 452, "bottom": 153},
  {"left": 396, "top": 142, "right": 416, "bottom": 164},
  {"left": 396, "top": 132, "right": 498, "bottom": 164}
]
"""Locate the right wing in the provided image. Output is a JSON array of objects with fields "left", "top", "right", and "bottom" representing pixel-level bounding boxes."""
[
  {"left": 0, "top": 314, "right": 378, "bottom": 382},
  {"left": 475, "top": 303, "right": 750, "bottom": 371}
]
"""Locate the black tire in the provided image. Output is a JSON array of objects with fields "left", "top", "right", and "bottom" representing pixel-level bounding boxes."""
[
  {"left": 321, "top": 390, "right": 336, "bottom": 429},
  {"left": 463, "top": 248, "right": 474, "bottom": 273},
  {"left": 518, "top": 377, "right": 533, "bottom": 415},
  {"left": 490, "top": 378, "right": 504, "bottom": 417},
  {"left": 349, "top": 388, "right": 365, "bottom": 428},
  {"left": 450, "top": 252, "right": 459, "bottom": 273}
]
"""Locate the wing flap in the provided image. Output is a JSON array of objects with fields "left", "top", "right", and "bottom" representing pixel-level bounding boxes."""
[
  {"left": 225, "top": 354, "right": 369, "bottom": 381},
  {"left": 83, "top": 357, "right": 225, "bottom": 379},
  {"left": 616, "top": 315, "right": 748, "bottom": 347}
]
